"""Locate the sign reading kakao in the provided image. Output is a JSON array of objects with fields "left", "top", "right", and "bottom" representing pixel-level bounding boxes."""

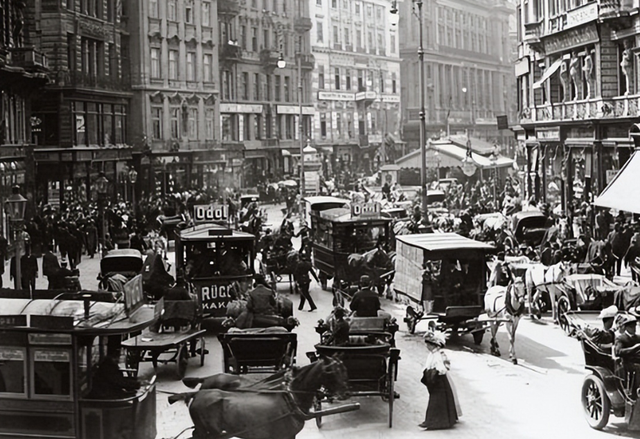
[
  {"left": 194, "top": 204, "right": 229, "bottom": 223},
  {"left": 318, "top": 91, "right": 355, "bottom": 101},
  {"left": 351, "top": 202, "right": 381, "bottom": 219}
]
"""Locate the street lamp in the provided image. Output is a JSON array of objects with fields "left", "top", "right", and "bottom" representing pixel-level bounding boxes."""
[
  {"left": 391, "top": 0, "right": 428, "bottom": 227},
  {"left": 129, "top": 166, "right": 138, "bottom": 222},
  {"left": 461, "top": 131, "right": 478, "bottom": 178},
  {"left": 5, "top": 186, "right": 26, "bottom": 290},
  {"left": 96, "top": 172, "right": 109, "bottom": 258}
]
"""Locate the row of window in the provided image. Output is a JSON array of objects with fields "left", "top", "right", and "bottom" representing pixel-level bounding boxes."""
[
  {"left": 151, "top": 107, "right": 216, "bottom": 140},
  {"left": 316, "top": 0, "right": 387, "bottom": 21},
  {"left": 221, "top": 71, "right": 309, "bottom": 103},
  {"left": 317, "top": 67, "right": 397, "bottom": 93},
  {"left": 149, "top": 48, "right": 215, "bottom": 83},
  {"left": 522, "top": 0, "right": 595, "bottom": 24},
  {"left": 221, "top": 113, "right": 310, "bottom": 142},
  {"left": 67, "top": 34, "right": 120, "bottom": 79},
  {"left": 73, "top": 102, "right": 127, "bottom": 147},
  {"left": 317, "top": 22, "right": 395, "bottom": 54},
  {"left": 67, "top": 0, "right": 116, "bottom": 22},
  {"left": 247, "top": 0, "right": 293, "bottom": 14},
  {"left": 149, "top": 0, "right": 213, "bottom": 27},
  {"left": 0, "top": 346, "right": 71, "bottom": 399}
]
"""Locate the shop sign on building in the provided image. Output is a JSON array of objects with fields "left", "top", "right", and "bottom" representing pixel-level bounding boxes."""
[
  {"left": 544, "top": 24, "right": 599, "bottom": 55},
  {"left": 318, "top": 91, "right": 355, "bottom": 101},
  {"left": 566, "top": 2, "right": 598, "bottom": 29},
  {"left": 535, "top": 127, "right": 561, "bottom": 142},
  {"left": 606, "top": 169, "right": 619, "bottom": 183},
  {"left": 277, "top": 105, "right": 315, "bottom": 115},
  {"left": 220, "top": 103, "right": 264, "bottom": 113}
]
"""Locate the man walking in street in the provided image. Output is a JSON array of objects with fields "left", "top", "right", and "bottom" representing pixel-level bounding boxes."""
[{"left": 294, "top": 251, "right": 319, "bottom": 311}]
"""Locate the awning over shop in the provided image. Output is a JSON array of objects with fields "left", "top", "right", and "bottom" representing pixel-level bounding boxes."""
[
  {"left": 594, "top": 150, "right": 640, "bottom": 214},
  {"left": 533, "top": 58, "right": 563, "bottom": 89},
  {"left": 431, "top": 143, "right": 515, "bottom": 169}
]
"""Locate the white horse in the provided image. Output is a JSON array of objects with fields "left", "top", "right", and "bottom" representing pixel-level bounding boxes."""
[
  {"left": 524, "top": 261, "right": 571, "bottom": 322},
  {"left": 484, "top": 278, "right": 527, "bottom": 364}
]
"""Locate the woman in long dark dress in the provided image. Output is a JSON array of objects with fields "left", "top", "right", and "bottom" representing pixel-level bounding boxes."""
[{"left": 420, "top": 327, "right": 461, "bottom": 430}]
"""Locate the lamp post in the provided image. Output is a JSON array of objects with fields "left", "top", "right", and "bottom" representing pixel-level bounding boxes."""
[
  {"left": 391, "top": 0, "right": 427, "bottom": 226},
  {"left": 5, "top": 186, "right": 27, "bottom": 290},
  {"left": 461, "top": 130, "right": 478, "bottom": 209},
  {"left": 96, "top": 172, "right": 109, "bottom": 258},
  {"left": 129, "top": 167, "right": 138, "bottom": 221},
  {"left": 489, "top": 145, "right": 499, "bottom": 208},
  {"left": 277, "top": 52, "right": 306, "bottom": 220}
]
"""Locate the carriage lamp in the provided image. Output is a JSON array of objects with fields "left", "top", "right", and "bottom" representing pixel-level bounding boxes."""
[{"left": 5, "top": 186, "right": 27, "bottom": 290}]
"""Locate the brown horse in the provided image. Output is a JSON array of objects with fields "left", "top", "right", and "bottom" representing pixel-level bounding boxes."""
[{"left": 169, "top": 356, "right": 349, "bottom": 439}]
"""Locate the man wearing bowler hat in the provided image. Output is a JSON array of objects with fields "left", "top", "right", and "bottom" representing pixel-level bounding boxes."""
[{"left": 350, "top": 274, "right": 381, "bottom": 317}]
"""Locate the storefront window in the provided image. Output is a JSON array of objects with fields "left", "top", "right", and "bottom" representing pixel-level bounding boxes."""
[
  {"left": 0, "top": 347, "right": 26, "bottom": 395},
  {"left": 32, "top": 349, "right": 71, "bottom": 398}
]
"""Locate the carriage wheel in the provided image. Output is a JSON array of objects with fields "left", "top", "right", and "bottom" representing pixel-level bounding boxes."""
[
  {"left": 581, "top": 375, "right": 610, "bottom": 430},
  {"left": 199, "top": 337, "right": 206, "bottom": 367},
  {"left": 313, "top": 397, "right": 323, "bottom": 428},
  {"left": 557, "top": 296, "right": 572, "bottom": 333},
  {"left": 176, "top": 344, "right": 190, "bottom": 379},
  {"left": 387, "top": 362, "right": 396, "bottom": 428}
]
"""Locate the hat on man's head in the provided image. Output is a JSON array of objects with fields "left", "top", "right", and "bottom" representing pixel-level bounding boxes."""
[
  {"left": 615, "top": 312, "right": 637, "bottom": 329},
  {"left": 360, "top": 275, "right": 371, "bottom": 286},
  {"left": 598, "top": 305, "right": 618, "bottom": 320}
]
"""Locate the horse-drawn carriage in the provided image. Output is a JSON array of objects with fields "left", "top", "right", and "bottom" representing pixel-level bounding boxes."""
[
  {"left": 308, "top": 316, "right": 401, "bottom": 428},
  {"left": 217, "top": 328, "right": 298, "bottom": 374},
  {"left": 98, "top": 249, "right": 144, "bottom": 292},
  {"left": 175, "top": 223, "right": 255, "bottom": 325},
  {"left": 122, "top": 288, "right": 207, "bottom": 379},
  {"left": 0, "top": 288, "right": 158, "bottom": 439},
  {"left": 310, "top": 205, "right": 393, "bottom": 297},
  {"left": 394, "top": 233, "right": 495, "bottom": 343}
]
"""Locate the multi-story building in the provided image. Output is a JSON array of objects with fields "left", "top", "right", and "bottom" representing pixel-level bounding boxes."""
[
  {"left": 0, "top": 0, "right": 49, "bottom": 231},
  {"left": 28, "top": 0, "right": 132, "bottom": 205},
  {"left": 397, "top": 0, "right": 515, "bottom": 150},
  {"left": 310, "top": 0, "right": 402, "bottom": 176},
  {"left": 218, "top": 0, "right": 314, "bottom": 188},
  {"left": 128, "top": 0, "right": 229, "bottom": 193},
  {"left": 514, "top": 0, "right": 640, "bottom": 213}
]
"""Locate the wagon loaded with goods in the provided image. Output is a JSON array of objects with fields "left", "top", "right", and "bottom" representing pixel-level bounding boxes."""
[{"left": 394, "top": 233, "right": 495, "bottom": 343}]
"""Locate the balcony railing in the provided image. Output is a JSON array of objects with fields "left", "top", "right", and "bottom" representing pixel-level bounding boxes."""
[
  {"left": 520, "top": 94, "right": 640, "bottom": 125},
  {"left": 218, "top": 0, "right": 240, "bottom": 16},
  {"left": 600, "top": 0, "right": 633, "bottom": 19},
  {"left": 294, "top": 17, "right": 313, "bottom": 34},
  {"left": 63, "top": 70, "right": 130, "bottom": 91},
  {"left": 298, "top": 53, "right": 315, "bottom": 69},
  {"left": 221, "top": 43, "right": 241, "bottom": 61},
  {"left": 9, "top": 47, "right": 48, "bottom": 70}
]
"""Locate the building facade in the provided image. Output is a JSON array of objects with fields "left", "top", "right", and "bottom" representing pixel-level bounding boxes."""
[
  {"left": 28, "top": 0, "right": 132, "bottom": 206},
  {"left": 397, "top": 0, "right": 515, "bottom": 151},
  {"left": 218, "top": 0, "right": 314, "bottom": 188},
  {"left": 514, "top": 0, "right": 640, "bottom": 213},
  {"left": 128, "top": 0, "right": 229, "bottom": 194},
  {"left": 309, "top": 0, "right": 402, "bottom": 177},
  {"left": 0, "top": 0, "right": 49, "bottom": 232}
]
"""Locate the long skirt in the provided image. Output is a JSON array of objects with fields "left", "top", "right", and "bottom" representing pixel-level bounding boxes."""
[{"left": 424, "top": 373, "right": 459, "bottom": 429}]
